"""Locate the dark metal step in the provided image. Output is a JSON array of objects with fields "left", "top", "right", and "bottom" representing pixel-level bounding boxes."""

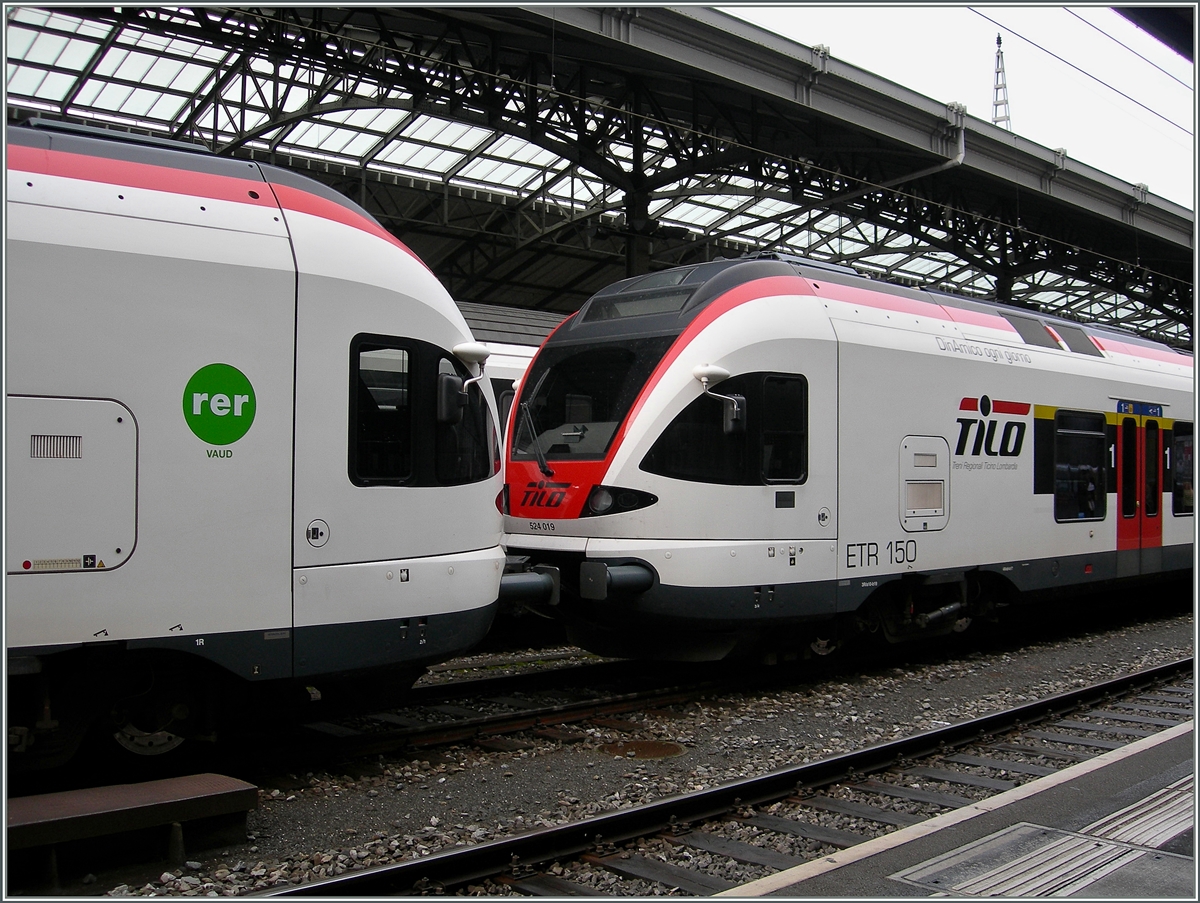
[{"left": 7, "top": 773, "right": 257, "bottom": 851}]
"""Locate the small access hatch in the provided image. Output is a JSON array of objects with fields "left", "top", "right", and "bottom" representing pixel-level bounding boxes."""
[
  {"left": 900, "top": 436, "right": 950, "bottom": 532},
  {"left": 6, "top": 396, "right": 138, "bottom": 573}
]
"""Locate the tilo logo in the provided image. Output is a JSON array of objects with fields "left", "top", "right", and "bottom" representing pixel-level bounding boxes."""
[
  {"left": 521, "top": 480, "right": 571, "bottom": 507},
  {"left": 183, "top": 363, "right": 256, "bottom": 445},
  {"left": 954, "top": 395, "right": 1028, "bottom": 457}
]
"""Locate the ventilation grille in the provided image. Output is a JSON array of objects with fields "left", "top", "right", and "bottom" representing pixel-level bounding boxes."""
[{"left": 30, "top": 435, "right": 82, "bottom": 459}]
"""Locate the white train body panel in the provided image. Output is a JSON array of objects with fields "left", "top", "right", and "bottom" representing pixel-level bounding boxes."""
[
  {"left": 6, "top": 177, "right": 297, "bottom": 649},
  {"left": 502, "top": 257, "right": 1193, "bottom": 659},
  {"left": 6, "top": 125, "right": 503, "bottom": 717}
]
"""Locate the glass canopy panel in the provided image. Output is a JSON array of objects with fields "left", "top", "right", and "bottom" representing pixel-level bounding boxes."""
[
  {"left": 376, "top": 142, "right": 466, "bottom": 175},
  {"left": 334, "top": 132, "right": 381, "bottom": 160},
  {"left": 147, "top": 93, "right": 187, "bottom": 123},
  {"left": 21, "top": 31, "right": 86, "bottom": 70},
  {"left": 457, "top": 157, "right": 545, "bottom": 191},
  {"left": 91, "top": 83, "right": 137, "bottom": 113},
  {"left": 404, "top": 118, "right": 492, "bottom": 152},
  {"left": 6, "top": 65, "right": 47, "bottom": 100},
  {"left": 276, "top": 79, "right": 317, "bottom": 114},
  {"left": 487, "top": 135, "right": 560, "bottom": 168},
  {"left": 287, "top": 120, "right": 364, "bottom": 156},
  {"left": 9, "top": 8, "right": 109, "bottom": 40}
]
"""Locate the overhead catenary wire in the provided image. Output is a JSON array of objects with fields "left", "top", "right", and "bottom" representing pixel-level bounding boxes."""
[
  {"left": 1065, "top": 8, "right": 1192, "bottom": 90},
  {"left": 967, "top": 7, "right": 1193, "bottom": 137}
]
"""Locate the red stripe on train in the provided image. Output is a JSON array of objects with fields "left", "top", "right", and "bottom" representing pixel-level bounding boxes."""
[
  {"left": 8, "top": 143, "right": 425, "bottom": 265},
  {"left": 959, "top": 397, "right": 1030, "bottom": 415}
]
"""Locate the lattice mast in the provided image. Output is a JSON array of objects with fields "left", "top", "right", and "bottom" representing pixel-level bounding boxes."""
[{"left": 992, "top": 34, "right": 1011, "bottom": 130}]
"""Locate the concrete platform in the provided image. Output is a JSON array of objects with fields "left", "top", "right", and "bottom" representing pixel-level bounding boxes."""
[{"left": 722, "top": 721, "right": 1193, "bottom": 898}]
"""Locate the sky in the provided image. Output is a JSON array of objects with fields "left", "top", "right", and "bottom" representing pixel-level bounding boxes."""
[{"left": 721, "top": 5, "right": 1195, "bottom": 210}]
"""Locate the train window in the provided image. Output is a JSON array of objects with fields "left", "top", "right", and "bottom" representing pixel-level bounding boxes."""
[
  {"left": 581, "top": 269, "right": 698, "bottom": 321},
  {"left": 1121, "top": 417, "right": 1138, "bottom": 518},
  {"left": 1053, "top": 410, "right": 1106, "bottom": 522},
  {"left": 1144, "top": 421, "right": 1160, "bottom": 517},
  {"left": 1173, "top": 422, "right": 1193, "bottom": 515},
  {"left": 350, "top": 341, "right": 413, "bottom": 485},
  {"left": 582, "top": 287, "right": 694, "bottom": 321},
  {"left": 434, "top": 357, "right": 498, "bottom": 485},
  {"left": 640, "top": 372, "right": 808, "bottom": 486},
  {"left": 350, "top": 335, "right": 498, "bottom": 487},
  {"left": 761, "top": 376, "right": 807, "bottom": 483},
  {"left": 1002, "top": 312, "right": 1062, "bottom": 349},
  {"left": 513, "top": 336, "right": 675, "bottom": 462},
  {"left": 1053, "top": 323, "right": 1104, "bottom": 356}
]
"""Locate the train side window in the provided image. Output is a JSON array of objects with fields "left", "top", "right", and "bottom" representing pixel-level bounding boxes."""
[
  {"left": 496, "top": 389, "right": 516, "bottom": 437},
  {"left": 1121, "top": 417, "right": 1138, "bottom": 518},
  {"left": 1053, "top": 410, "right": 1106, "bottom": 522},
  {"left": 640, "top": 372, "right": 807, "bottom": 486},
  {"left": 761, "top": 376, "right": 807, "bottom": 483},
  {"left": 435, "top": 357, "right": 497, "bottom": 485},
  {"left": 640, "top": 373, "right": 754, "bottom": 484},
  {"left": 350, "top": 339, "right": 413, "bottom": 485},
  {"left": 1173, "top": 422, "right": 1193, "bottom": 515},
  {"left": 1144, "top": 421, "right": 1160, "bottom": 517}
]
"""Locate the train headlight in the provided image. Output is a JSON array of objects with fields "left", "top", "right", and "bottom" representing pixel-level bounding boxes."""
[
  {"left": 582, "top": 485, "right": 658, "bottom": 517},
  {"left": 588, "top": 487, "right": 615, "bottom": 514}
]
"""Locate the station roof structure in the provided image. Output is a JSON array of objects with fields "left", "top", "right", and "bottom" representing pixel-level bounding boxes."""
[{"left": 5, "top": 5, "right": 1194, "bottom": 348}]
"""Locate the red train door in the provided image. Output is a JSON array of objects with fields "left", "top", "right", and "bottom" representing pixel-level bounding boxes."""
[{"left": 1115, "top": 403, "right": 1164, "bottom": 576}]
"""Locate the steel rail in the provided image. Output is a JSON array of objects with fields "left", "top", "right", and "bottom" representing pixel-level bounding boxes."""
[
  {"left": 311, "top": 680, "right": 725, "bottom": 759},
  {"left": 258, "top": 656, "right": 1193, "bottom": 897}
]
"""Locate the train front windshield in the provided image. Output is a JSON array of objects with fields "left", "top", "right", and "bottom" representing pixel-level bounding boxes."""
[{"left": 512, "top": 336, "right": 675, "bottom": 462}]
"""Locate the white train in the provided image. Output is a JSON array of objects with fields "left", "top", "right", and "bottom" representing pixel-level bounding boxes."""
[
  {"left": 502, "top": 254, "right": 1194, "bottom": 661},
  {"left": 5, "top": 123, "right": 519, "bottom": 768}
]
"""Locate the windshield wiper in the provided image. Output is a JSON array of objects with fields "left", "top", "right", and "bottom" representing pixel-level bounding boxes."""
[{"left": 519, "top": 401, "right": 554, "bottom": 477}]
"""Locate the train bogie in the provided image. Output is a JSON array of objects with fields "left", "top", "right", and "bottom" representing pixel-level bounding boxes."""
[
  {"left": 5, "top": 123, "right": 510, "bottom": 769},
  {"left": 502, "top": 254, "right": 1193, "bottom": 661}
]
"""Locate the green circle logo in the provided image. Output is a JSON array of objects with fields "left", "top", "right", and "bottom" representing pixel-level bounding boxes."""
[{"left": 183, "top": 364, "right": 256, "bottom": 445}]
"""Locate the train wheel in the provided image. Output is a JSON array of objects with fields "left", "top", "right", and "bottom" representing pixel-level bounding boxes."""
[
  {"left": 112, "top": 722, "right": 186, "bottom": 756},
  {"left": 809, "top": 636, "right": 838, "bottom": 656}
]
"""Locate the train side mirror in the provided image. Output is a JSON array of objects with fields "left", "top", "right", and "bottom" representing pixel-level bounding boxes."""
[
  {"left": 452, "top": 342, "right": 491, "bottom": 366},
  {"left": 693, "top": 364, "right": 746, "bottom": 435},
  {"left": 722, "top": 394, "right": 746, "bottom": 435},
  {"left": 437, "top": 372, "right": 468, "bottom": 424},
  {"left": 692, "top": 363, "right": 730, "bottom": 385}
]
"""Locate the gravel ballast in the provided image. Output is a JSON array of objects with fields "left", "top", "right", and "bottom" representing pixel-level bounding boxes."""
[{"left": 49, "top": 600, "right": 1194, "bottom": 896}]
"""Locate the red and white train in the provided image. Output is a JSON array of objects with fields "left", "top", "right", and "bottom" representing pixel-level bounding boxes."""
[
  {"left": 5, "top": 122, "right": 520, "bottom": 768},
  {"left": 502, "top": 254, "right": 1194, "bottom": 660}
]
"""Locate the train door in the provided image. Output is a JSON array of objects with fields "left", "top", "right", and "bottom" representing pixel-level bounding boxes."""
[{"left": 1115, "top": 403, "right": 1164, "bottom": 576}]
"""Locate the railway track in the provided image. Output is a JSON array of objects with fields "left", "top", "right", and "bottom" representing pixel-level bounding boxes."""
[
  {"left": 258, "top": 657, "right": 1193, "bottom": 896},
  {"left": 244, "top": 655, "right": 738, "bottom": 774}
]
